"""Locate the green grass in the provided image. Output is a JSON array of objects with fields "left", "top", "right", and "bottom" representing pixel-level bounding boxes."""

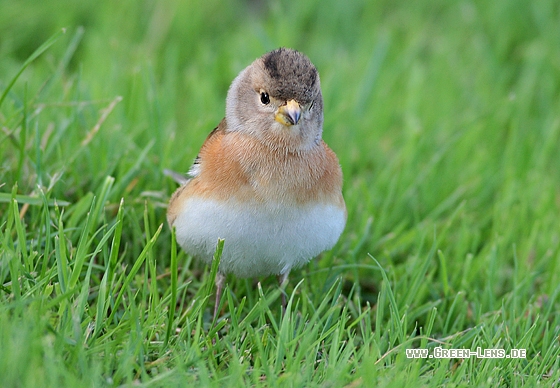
[{"left": 1, "top": 0, "right": 560, "bottom": 386}]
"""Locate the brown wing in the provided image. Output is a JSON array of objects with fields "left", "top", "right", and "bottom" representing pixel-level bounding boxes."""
[{"left": 167, "top": 119, "right": 227, "bottom": 225}]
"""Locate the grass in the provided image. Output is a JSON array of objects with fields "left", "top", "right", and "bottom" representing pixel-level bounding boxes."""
[{"left": 1, "top": 0, "right": 560, "bottom": 386}]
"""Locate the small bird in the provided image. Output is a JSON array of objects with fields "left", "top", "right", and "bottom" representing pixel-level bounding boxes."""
[{"left": 167, "top": 48, "right": 346, "bottom": 318}]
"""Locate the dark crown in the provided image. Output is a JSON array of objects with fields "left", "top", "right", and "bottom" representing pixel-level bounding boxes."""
[{"left": 262, "top": 48, "right": 318, "bottom": 104}]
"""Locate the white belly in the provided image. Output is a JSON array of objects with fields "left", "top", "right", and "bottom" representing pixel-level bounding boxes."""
[{"left": 172, "top": 197, "right": 346, "bottom": 278}]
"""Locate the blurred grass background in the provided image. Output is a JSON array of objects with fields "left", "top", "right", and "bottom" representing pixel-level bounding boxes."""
[{"left": 1, "top": 0, "right": 560, "bottom": 386}]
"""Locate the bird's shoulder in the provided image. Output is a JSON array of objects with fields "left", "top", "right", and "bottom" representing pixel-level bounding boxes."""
[{"left": 186, "top": 119, "right": 227, "bottom": 178}]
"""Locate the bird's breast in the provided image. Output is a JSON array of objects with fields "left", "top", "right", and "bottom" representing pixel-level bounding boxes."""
[{"left": 208, "top": 133, "right": 343, "bottom": 204}]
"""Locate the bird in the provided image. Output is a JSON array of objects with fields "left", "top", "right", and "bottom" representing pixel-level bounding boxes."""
[{"left": 167, "top": 48, "right": 346, "bottom": 319}]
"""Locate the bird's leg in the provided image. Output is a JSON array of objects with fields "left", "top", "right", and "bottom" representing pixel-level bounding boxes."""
[
  {"left": 278, "top": 271, "right": 290, "bottom": 316},
  {"left": 213, "top": 272, "right": 226, "bottom": 321}
]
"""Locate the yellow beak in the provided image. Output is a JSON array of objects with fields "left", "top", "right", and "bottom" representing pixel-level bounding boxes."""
[{"left": 275, "top": 99, "right": 301, "bottom": 126}]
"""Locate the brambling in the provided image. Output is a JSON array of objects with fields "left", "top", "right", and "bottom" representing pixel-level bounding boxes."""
[{"left": 167, "top": 48, "right": 346, "bottom": 318}]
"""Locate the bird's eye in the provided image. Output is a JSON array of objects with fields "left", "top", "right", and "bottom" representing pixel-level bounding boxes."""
[{"left": 260, "top": 92, "right": 270, "bottom": 105}]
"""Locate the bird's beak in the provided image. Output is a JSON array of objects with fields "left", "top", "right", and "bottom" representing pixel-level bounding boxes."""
[{"left": 275, "top": 99, "right": 301, "bottom": 126}]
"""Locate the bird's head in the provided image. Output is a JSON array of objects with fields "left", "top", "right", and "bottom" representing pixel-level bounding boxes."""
[{"left": 225, "top": 48, "right": 324, "bottom": 152}]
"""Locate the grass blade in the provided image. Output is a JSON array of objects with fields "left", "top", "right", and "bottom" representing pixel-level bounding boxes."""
[
  {"left": 0, "top": 28, "right": 65, "bottom": 109},
  {"left": 164, "top": 227, "right": 178, "bottom": 347}
]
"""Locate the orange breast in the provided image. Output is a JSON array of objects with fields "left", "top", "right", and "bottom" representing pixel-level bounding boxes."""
[{"left": 167, "top": 125, "right": 345, "bottom": 225}]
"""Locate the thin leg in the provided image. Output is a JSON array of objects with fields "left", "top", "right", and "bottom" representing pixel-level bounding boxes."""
[
  {"left": 278, "top": 270, "right": 290, "bottom": 316},
  {"left": 213, "top": 272, "right": 226, "bottom": 321}
]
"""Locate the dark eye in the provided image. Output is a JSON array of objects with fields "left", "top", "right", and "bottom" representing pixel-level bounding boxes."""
[{"left": 260, "top": 92, "right": 270, "bottom": 105}]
